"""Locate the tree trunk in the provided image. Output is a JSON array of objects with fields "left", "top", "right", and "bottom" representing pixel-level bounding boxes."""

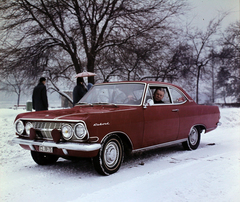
[
  {"left": 223, "top": 87, "right": 226, "bottom": 104},
  {"left": 211, "top": 65, "right": 215, "bottom": 103},
  {"left": 87, "top": 53, "right": 96, "bottom": 84},
  {"left": 196, "top": 66, "right": 201, "bottom": 104},
  {"left": 17, "top": 93, "right": 20, "bottom": 106},
  {"left": 71, "top": 54, "right": 82, "bottom": 74}
]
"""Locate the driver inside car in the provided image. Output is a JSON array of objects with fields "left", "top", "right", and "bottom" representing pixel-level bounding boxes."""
[{"left": 153, "top": 88, "right": 165, "bottom": 104}]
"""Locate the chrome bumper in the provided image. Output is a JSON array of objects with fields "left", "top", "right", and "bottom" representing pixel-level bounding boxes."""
[{"left": 12, "top": 137, "right": 101, "bottom": 152}]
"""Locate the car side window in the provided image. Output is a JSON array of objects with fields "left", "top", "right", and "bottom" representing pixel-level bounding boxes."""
[
  {"left": 144, "top": 87, "right": 154, "bottom": 105},
  {"left": 169, "top": 87, "right": 186, "bottom": 104}
]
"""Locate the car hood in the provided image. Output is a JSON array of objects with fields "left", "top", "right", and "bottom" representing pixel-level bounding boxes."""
[{"left": 15, "top": 105, "right": 138, "bottom": 122}]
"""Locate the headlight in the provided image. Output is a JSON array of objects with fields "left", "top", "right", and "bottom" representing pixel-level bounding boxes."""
[
  {"left": 74, "top": 123, "right": 87, "bottom": 139},
  {"left": 25, "top": 122, "right": 33, "bottom": 136},
  {"left": 61, "top": 124, "right": 73, "bottom": 140},
  {"left": 15, "top": 120, "right": 24, "bottom": 135}
]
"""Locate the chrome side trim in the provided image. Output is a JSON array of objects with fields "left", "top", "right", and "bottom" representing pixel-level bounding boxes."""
[
  {"left": 54, "top": 113, "right": 86, "bottom": 120},
  {"left": 132, "top": 138, "right": 188, "bottom": 152},
  {"left": 12, "top": 137, "right": 101, "bottom": 152}
]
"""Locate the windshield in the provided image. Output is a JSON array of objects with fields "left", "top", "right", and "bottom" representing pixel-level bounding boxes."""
[{"left": 79, "top": 83, "right": 145, "bottom": 105}]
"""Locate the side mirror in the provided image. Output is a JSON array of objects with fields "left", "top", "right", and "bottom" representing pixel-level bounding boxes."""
[{"left": 143, "top": 99, "right": 154, "bottom": 108}]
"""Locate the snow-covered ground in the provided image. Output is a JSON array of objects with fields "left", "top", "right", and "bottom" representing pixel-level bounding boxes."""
[{"left": 0, "top": 107, "right": 239, "bottom": 202}]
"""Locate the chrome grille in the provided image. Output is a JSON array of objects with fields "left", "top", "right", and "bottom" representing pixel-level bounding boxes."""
[{"left": 33, "top": 122, "right": 62, "bottom": 140}]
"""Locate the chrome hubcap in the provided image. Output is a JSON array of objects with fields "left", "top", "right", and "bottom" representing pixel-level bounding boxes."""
[
  {"left": 104, "top": 142, "right": 119, "bottom": 168},
  {"left": 189, "top": 128, "right": 198, "bottom": 145}
]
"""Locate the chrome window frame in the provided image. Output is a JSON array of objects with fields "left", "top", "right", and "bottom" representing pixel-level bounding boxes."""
[{"left": 144, "top": 84, "right": 189, "bottom": 106}]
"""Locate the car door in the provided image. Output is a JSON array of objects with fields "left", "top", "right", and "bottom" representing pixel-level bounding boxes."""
[
  {"left": 168, "top": 86, "right": 192, "bottom": 140},
  {"left": 142, "top": 85, "right": 180, "bottom": 147}
]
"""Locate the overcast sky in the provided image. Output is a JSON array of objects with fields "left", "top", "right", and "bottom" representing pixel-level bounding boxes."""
[{"left": 187, "top": 0, "right": 239, "bottom": 29}]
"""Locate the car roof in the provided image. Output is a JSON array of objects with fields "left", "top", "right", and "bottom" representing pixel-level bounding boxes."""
[
  {"left": 97, "top": 80, "right": 171, "bottom": 85},
  {"left": 97, "top": 80, "right": 179, "bottom": 89},
  {"left": 95, "top": 80, "right": 194, "bottom": 101}
]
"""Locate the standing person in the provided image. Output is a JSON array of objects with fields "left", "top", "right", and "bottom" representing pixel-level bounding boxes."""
[
  {"left": 73, "top": 77, "right": 87, "bottom": 106},
  {"left": 32, "top": 77, "right": 49, "bottom": 111}
]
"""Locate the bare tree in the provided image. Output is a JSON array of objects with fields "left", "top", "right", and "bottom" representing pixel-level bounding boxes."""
[
  {"left": 96, "top": 33, "right": 189, "bottom": 83},
  {"left": 0, "top": 0, "right": 188, "bottom": 85},
  {"left": 216, "top": 67, "right": 231, "bottom": 103},
  {"left": 217, "top": 21, "right": 240, "bottom": 102},
  {"left": 185, "top": 15, "right": 226, "bottom": 103},
  {"left": 209, "top": 48, "right": 218, "bottom": 103},
  {"left": 0, "top": 71, "right": 33, "bottom": 106}
]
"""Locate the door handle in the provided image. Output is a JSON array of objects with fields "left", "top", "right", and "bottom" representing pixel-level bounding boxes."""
[{"left": 172, "top": 109, "right": 179, "bottom": 112}]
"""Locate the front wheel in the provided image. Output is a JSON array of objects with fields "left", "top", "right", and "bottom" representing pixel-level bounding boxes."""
[
  {"left": 182, "top": 126, "right": 201, "bottom": 150},
  {"left": 92, "top": 135, "right": 124, "bottom": 175},
  {"left": 31, "top": 151, "right": 59, "bottom": 165}
]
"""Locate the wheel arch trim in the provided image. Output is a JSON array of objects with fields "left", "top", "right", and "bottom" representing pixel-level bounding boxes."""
[
  {"left": 189, "top": 124, "right": 206, "bottom": 135},
  {"left": 101, "top": 131, "right": 133, "bottom": 151}
]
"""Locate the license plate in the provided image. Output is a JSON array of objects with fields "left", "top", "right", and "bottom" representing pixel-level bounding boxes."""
[{"left": 39, "top": 146, "right": 53, "bottom": 153}]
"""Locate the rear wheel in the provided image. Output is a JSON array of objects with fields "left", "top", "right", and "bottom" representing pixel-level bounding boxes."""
[
  {"left": 92, "top": 135, "right": 124, "bottom": 175},
  {"left": 31, "top": 151, "right": 59, "bottom": 165},
  {"left": 182, "top": 126, "right": 201, "bottom": 150}
]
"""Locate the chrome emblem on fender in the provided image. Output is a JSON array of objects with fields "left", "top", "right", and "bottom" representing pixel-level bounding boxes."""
[{"left": 93, "top": 122, "right": 110, "bottom": 127}]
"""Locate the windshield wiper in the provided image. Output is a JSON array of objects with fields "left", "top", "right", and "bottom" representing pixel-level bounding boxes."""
[
  {"left": 92, "top": 102, "right": 118, "bottom": 107},
  {"left": 76, "top": 102, "right": 93, "bottom": 106}
]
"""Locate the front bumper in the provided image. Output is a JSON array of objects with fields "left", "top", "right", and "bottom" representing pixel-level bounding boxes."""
[{"left": 12, "top": 137, "right": 101, "bottom": 152}]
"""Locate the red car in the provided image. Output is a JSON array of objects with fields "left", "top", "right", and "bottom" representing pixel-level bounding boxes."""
[{"left": 13, "top": 81, "right": 220, "bottom": 175}]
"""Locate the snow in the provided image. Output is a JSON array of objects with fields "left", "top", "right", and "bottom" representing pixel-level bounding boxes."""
[{"left": 0, "top": 107, "right": 239, "bottom": 202}]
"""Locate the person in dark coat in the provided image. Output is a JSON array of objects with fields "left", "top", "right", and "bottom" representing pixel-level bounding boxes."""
[
  {"left": 73, "top": 77, "right": 87, "bottom": 106},
  {"left": 32, "top": 77, "right": 49, "bottom": 111}
]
